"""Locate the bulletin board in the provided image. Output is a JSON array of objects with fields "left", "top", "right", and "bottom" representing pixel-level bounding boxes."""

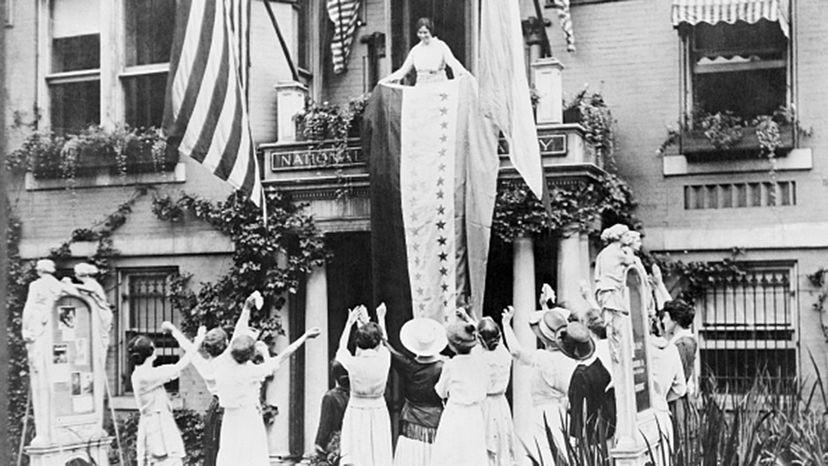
[{"left": 51, "top": 297, "right": 95, "bottom": 422}]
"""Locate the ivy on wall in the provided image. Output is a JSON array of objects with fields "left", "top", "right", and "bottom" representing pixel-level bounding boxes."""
[
  {"left": 491, "top": 172, "right": 638, "bottom": 242},
  {"left": 151, "top": 190, "right": 329, "bottom": 336}
]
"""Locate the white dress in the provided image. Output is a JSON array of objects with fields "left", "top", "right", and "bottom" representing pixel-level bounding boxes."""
[
  {"left": 523, "top": 349, "right": 578, "bottom": 465},
  {"left": 131, "top": 365, "right": 185, "bottom": 466},
  {"left": 214, "top": 356, "right": 277, "bottom": 466},
  {"left": 336, "top": 345, "right": 393, "bottom": 466},
  {"left": 477, "top": 345, "right": 518, "bottom": 466},
  {"left": 430, "top": 352, "right": 488, "bottom": 466}
]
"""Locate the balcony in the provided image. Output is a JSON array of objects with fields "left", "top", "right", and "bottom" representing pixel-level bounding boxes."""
[{"left": 259, "top": 122, "right": 604, "bottom": 229}]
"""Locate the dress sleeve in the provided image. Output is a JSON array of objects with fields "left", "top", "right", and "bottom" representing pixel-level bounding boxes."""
[
  {"left": 674, "top": 336, "right": 697, "bottom": 381},
  {"left": 335, "top": 347, "right": 354, "bottom": 371},
  {"left": 314, "top": 392, "right": 337, "bottom": 450},
  {"left": 387, "top": 342, "right": 413, "bottom": 375},
  {"left": 568, "top": 367, "right": 587, "bottom": 437},
  {"left": 434, "top": 361, "right": 450, "bottom": 399},
  {"left": 140, "top": 364, "right": 181, "bottom": 392}
]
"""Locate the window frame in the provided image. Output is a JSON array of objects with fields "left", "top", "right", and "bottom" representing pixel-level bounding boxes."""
[
  {"left": 38, "top": 0, "right": 174, "bottom": 134},
  {"left": 679, "top": 21, "right": 793, "bottom": 130},
  {"left": 116, "top": 267, "right": 182, "bottom": 395},
  {"left": 693, "top": 261, "right": 800, "bottom": 395}
]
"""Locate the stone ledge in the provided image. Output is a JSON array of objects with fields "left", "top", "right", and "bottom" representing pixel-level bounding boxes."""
[
  {"left": 25, "top": 162, "right": 186, "bottom": 191},
  {"left": 663, "top": 148, "right": 813, "bottom": 176}
]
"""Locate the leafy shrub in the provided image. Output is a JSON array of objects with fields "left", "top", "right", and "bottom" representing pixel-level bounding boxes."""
[{"left": 107, "top": 409, "right": 204, "bottom": 466}]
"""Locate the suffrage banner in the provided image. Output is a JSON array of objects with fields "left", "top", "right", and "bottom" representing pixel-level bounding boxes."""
[{"left": 365, "top": 77, "right": 498, "bottom": 336}]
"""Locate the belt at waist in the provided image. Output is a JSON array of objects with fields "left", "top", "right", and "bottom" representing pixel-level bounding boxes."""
[
  {"left": 417, "top": 69, "right": 444, "bottom": 75},
  {"left": 487, "top": 392, "right": 506, "bottom": 397},
  {"left": 348, "top": 394, "right": 386, "bottom": 409}
]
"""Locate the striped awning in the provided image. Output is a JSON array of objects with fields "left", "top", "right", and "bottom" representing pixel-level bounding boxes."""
[{"left": 671, "top": 0, "right": 790, "bottom": 37}]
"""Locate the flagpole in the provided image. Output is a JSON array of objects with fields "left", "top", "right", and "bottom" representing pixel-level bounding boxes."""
[{"left": 261, "top": 188, "right": 268, "bottom": 228}]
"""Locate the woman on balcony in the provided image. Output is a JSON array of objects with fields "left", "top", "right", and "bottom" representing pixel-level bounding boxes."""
[{"left": 380, "top": 18, "right": 469, "bottom": 86}]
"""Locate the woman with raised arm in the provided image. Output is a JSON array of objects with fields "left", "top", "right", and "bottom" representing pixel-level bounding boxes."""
[
  {"left": 214, "top": 316, "right": 321, "bottom": 466},
  {"left": 475, "top": 317, "right": 517, "bottom": 466},
  {"left": 129, "top": 322, "right": 206, "bottom": 466},
  {"left": 380, "top": 18, "right": 469, "bottom": 85},
  {"left": 502, "top": 305, "right": 576, "bottom": 465},
  {"left": 429, "top": 310, "right": 487, "bottom": 466},
  {"left": 178, "top": 291, "right": 262, "bottom": 466},
  {"left": 381, "top": 311, "right": 446, "bottom": 466},
  {"left": 336, "top": 304, "right": 393, "bottom": 466}
]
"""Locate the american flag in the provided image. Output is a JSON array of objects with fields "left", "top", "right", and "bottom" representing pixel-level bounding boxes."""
[
  {"left": 327, "top": 0, "right": 362, "bottom": 74},
  {"left": 163, "top": 0, "right": 262, "bottom": 206}
]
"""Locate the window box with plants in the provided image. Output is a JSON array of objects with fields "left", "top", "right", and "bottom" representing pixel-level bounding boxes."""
[
  {"left": 677, "top": 108, "right": 800, "bottom": 160},
  {"left": 7, "top": 125, "right": 175, "bottom": 180}
]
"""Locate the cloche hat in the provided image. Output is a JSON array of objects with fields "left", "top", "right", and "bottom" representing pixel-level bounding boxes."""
[{"left": 556, "top": 321, "right": 596, "bottom": 361}]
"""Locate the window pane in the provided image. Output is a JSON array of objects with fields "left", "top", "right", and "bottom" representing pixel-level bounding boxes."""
[
  {"left": 124, "top": 0, "right": 175, "bottom": 66},
  {"left": 123, "top": 73, "right": 167, "bottom": 128},
  {"left": 49, "top": 80, "right": 100, "bottom": 135},
  {"left": 694, "top": 68, "right": 786, "bottom": 120},
  {"left": 52, "top": 34, "right": 100, "bottom": 72},
  {"left": 52, "top": 0, "right": 99, "bottom": 38}
]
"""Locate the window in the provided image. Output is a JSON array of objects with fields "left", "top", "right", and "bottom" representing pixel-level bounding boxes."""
[
  {"left": 687, "top": 20, "right": 788, "bottom": 122},
  {"left": 683, "top": 181, "right": 797, "bottom": 209},
  {"left": 122, "top": 0, "right": 175, "bottom": 129},
  {"left": 47, "top": 0, "right": 101, "bottom": 135},
  {"left": 118, "top": 269, "right": 182, "bottom": 394},
  {"left": 390, "top": 0, "right": 470, "bottom": 76},
  {"left": 44, "top": 0, "right": 175, "bottom": 133},
  {"left": 695, "top": 264, "right": 797, "bottom": 394}
]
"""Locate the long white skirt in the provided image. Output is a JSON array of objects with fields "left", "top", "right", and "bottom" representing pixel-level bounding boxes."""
[
  {"left": 136, "top": 409, "right": 185, "bottom": 466},
  {"left": 216, "top": 405, "right": 269, "bottom": 466},
  {"left": 340, "top": 396, "right": 393, "bottom": 466},
  {"left": 521, "top": 401, "right": 567, "bottom": 466},
  {"left": 394, "top": 436, "right": 434, "bottom": 466},
  {"left": 483, "top": 394, "right": 518, "bottom": 466},
  {"left": 430, "top": 402, "right": 487, "bottom": 466}
]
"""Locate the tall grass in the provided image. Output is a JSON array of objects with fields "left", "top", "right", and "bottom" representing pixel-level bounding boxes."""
[{"left": 525, "top": 355, "right": 828, "bottom": 466}]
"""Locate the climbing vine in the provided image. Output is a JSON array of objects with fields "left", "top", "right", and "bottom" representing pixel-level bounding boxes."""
[
  {"left": 151, "top": 190, "right": 329, "bottom": 336},
  {"left": 491, "top": 172, "right": 638, "bottom": 242},
  {"left": 806, "top": 268, "right": 828, "bottom": 342},
  {"left": 645, "top": 248, "right": 748, "bottom": 305}
]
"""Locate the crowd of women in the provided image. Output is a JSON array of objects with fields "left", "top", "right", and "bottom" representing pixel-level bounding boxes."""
[{"left": 126, "top": 225, "right": 698, "bottom": 466}]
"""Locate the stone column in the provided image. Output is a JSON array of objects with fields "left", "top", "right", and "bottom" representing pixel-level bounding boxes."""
[
  {"left": 303, "top": 264, "right": 329, "bottom": 454},
  {"left": 512, "top": 236, "right": 536, "bottom": 466},
  {"left": 530, "top": 58, "right": 565, "bottom": 125},
  {"left": 556, "top": 224, "right": 583, "bottom": 307},
  {"left": 274, "top": 82, "right": 308, "bottom": 142},
  {"left": 267, "top": 305, "right": 292, "bottom": 458}
]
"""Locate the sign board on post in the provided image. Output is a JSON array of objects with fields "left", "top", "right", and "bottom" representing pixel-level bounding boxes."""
[
  {"left": 25, "top": 291, "right": 111, "bottom": 466},
  {"left": 610, "top": 266, "right": 661, "bottom": 466}
]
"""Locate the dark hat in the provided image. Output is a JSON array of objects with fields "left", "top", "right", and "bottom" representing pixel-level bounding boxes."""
[
  {"left": 446, "top": 320, "right": 477, "bottom": 353},
  {"left": 556, "top": 321, "right": 595, "bottom": 361}
]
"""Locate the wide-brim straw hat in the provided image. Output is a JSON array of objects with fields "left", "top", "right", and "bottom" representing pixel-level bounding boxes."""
[
  {"left": 529, "top": 308, "right": 569, "bottom": 344},
  {"left": 556, "top": 321, "right": 596, "bottom": 361},
  {"left": 400, "top": 318, "right": 447, "bottom": 357}
]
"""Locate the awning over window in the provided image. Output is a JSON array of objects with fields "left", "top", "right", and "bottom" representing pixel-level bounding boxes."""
[{"left": 671, "top": 0, "right": 790, "bottom": 37}]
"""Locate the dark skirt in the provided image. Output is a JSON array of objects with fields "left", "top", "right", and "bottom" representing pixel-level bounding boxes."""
[{"left": 204, "top": 395, "right": 224, "bottom": 466}]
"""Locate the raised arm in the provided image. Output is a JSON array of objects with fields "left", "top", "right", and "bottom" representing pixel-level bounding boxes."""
[
  {"left": 161, "top": 323, "right": 207, "bottom": 373},
  {"left": 233, "top": 291, "right": 262, "bottom": 338},
  {"left": 273, "top": 327, "right": 322, "bottom": 367},
  {"left": 376, "top": 302, "right": 389, "bottom": 341},
  {"left": 336, "top": 307, "right": 360, "bottom": 366},
  {"left": 382, "top": 50, "right": 415, "bottom": 83},
  {"left": 650, "top": 264, "right": 672, "bottom": 311},
  {"left": 501, "top": 306, "right": 532, "bottom": 365}
]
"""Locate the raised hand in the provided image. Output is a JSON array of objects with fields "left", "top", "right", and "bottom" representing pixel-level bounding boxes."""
[
  {"left": 539, "top": 283, "right": 556, "bottom": 310},
  {"left": 376, "top": 302, "right": 387, "bottom": 323},
  {"left": 652, "top": 263, "right": 663, "bottom": 284},
  {"left": 501, "top": 306, "right": 515, "bottom": 325},
  {"left": 161, "top": 321, "right": 176, "bottom": 334},
  {"left": 245, "top": 291, "right": 264, "bottom": 310},
  {"left": 306, "top": 327, "right": 322, "bottom": 339}
]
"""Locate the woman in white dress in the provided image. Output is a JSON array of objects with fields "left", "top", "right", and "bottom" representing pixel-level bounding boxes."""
[
  {"left": 214, "top": 324, "right": 321, "bottom": 466},
  {"left": 502, "top": 305, "right": 577, "bottom": 465},
  {"left": 476, "top": 317, "right": 518, "bottom": 466},
  {"left": 129, "top": 322, "right": 206, "bottom": 466},
  {"left": 430, "top": 311, "right": 488, "bottom": 466},
  {"left": 336, "top": 304, "right": 393, "bottom": 466},
  {"left": 381, "top": 17, "right": 469, "bottom": 85}
]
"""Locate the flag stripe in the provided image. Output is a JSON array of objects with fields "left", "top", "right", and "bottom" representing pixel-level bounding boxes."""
[
  {"left": 327, "top": 0, "right": 361, "bottom": 74},
  {"left": 164, "top": 0, "right": 261, "bottom": 206}
]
